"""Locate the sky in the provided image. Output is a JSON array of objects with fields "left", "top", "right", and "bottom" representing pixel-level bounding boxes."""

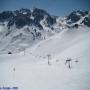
[{"left": 0, "top": 0, "right": 90, "bottom": 16}]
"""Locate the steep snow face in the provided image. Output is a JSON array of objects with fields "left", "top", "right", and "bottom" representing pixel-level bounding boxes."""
[
  {"left": 53, "top": 17, "right": 67, "bottom": 31},
  {"left": 26, "top": 27, "right": 90, "bottom": 59},
  {"left": 0, "top": 27, "right": 90, "bottom": 90},
  {"left": 0, "top": 24, "right": 60, "bottom": 54}
]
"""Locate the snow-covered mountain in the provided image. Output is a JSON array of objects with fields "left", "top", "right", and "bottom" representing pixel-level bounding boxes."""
[
  {"left": 0, "top": 8, "right": 90, "bottom": 54},
  {"left": 0, "top": 8, "right": 90, "bottom": 90}
]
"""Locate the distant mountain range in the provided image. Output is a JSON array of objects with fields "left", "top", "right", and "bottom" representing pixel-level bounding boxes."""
[
  {"left": 0, "top": 8, "right": 90, "bottom": 54},
  {"left": 0, "top": 8, "right": 90, "bottom": 29}
]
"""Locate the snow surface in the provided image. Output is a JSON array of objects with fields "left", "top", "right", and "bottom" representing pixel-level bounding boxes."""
[{"left": 0, "top": 27, "right": 90, "bottom": 90}]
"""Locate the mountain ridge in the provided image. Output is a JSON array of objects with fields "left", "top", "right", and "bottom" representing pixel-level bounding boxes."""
[
  {"left": 0, "top": 8, "right": 90, "bottom": 29},
  {"left": 0, "top": 8, "right": 90, "bottom": 54}
]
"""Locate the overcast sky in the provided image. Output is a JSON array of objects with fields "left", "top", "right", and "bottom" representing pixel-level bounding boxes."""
[{"left": 0, "top": 0, "right": 90, "bottom": 16}]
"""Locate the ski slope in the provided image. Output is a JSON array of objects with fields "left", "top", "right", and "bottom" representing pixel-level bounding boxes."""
[{"left": 0, "top": 27, "right": 90, "bottom": 90}]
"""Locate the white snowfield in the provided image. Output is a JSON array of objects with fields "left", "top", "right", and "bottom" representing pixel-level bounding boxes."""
[{"left": 0, "top": 27, "right": 90, "bottom": 90}]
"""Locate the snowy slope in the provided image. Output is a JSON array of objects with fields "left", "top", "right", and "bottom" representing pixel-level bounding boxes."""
[{"left": 0, "top": 27, "right": 90, "bottom": 90}]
